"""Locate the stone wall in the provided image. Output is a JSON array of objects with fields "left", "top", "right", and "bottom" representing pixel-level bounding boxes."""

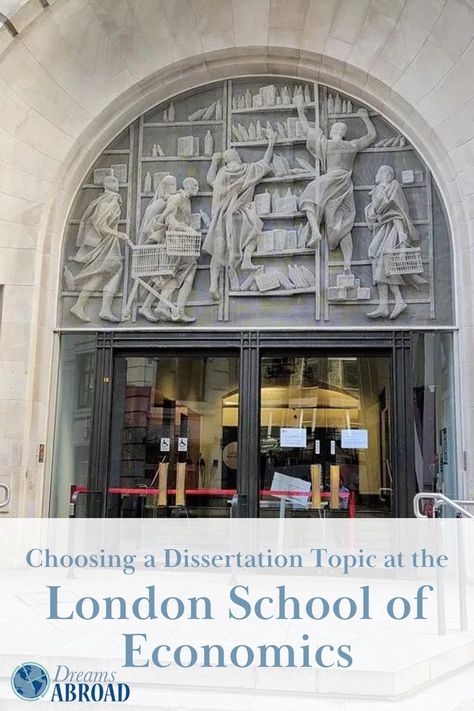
[{"left": 0, "top": 0, "right": 473, "bottom": 515}]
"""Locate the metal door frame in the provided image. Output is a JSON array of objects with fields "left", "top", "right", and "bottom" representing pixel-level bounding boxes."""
[{"left": 87, "top": 329, "right": 417, "bottom": 517}]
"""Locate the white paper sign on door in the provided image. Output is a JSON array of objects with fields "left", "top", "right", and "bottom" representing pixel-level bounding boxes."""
[
  {"left": 341, "top": 429, "right": 368, "bottom": 449},
  {"left": 271, "top": 471, "right": 310, "bottom": 508},
  {"left": 280, "top": 428, "right": 307, "bottom": 448},
  {"left": 178, "top": 437, "right": 188, "bottom": 452}
]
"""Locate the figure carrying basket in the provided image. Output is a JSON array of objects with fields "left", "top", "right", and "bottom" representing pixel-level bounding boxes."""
[
  {"left": 123, "top": 177, "right": 201, "bottom": 323},
  {"left": 366, "top": 165, "right": 426, "bottom": 320}
]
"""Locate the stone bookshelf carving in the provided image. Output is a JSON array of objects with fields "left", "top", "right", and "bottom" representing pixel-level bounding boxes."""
[
  {"left": 59, "top": 78, "right": 453, "bottom": 329},
  {"left": 328, "top": 273, "right": 371, "bottom": 303}
]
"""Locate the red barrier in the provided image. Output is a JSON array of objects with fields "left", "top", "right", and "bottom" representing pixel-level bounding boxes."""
[
  {"left": 72, "top": 486, "right": 349, "bottom": 498},
  {"left": 348, "top": 491, "right": 357, "bottom": 518},
  {"left": 71, "top": 486, "right": 351, "bottom": 508}
]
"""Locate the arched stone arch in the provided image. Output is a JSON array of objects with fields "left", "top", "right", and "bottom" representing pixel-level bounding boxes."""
[
  {"left": 50, "top": 55, "right": 454, "bottom": 332},
  {"left": 41, "top": 49, "right": 466, "bottom": 279}
]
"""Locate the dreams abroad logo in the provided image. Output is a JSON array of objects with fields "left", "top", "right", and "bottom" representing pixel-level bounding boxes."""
[
  {"left": 12, "top": 663, "right": 131, "bottom": 703},
  {"left": 11, "top": 662, "right": 50, "bottom": 701}
]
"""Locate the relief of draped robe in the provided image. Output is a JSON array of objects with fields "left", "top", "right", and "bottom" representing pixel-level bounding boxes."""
[
  {"left": 299, "top": 127, "right": 358, "bottom": 251},
  {"left": 202, "top": 158, "right": 271, "bottom": 268},
  {"left": 366, "top": 178, "right": 422, "bottom": 287},
  {"left": 71, "top": 190, "right": 123, "bottom": 289}
]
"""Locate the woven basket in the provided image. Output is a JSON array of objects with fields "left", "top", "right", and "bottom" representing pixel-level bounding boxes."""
[
  {"left": 384, "top": 247, "right": 423, "bottom": 276},
  {"left": 130, "top": 244, "right": 179, "bottom": 277},
  {"left": 166, "top": 231, "right": 202, "bottom": 257}
]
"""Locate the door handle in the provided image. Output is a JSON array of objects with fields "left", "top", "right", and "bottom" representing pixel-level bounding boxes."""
[
  {"left": 230, "top": 493, "right": 247, "bottom": 518},
  {"left": 0, "top": 482, "right": 11, "bottom": 509}
]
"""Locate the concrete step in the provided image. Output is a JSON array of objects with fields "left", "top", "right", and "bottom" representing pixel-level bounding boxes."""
[
  {"left": 1, "top": 634, "right": 474, "bottom": 705},
  {"left": 1, "top": 660, "right": 474, "bottom": 710}
]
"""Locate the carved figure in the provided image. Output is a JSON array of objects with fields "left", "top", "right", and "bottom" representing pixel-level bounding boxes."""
[
  {"left": 203, "top": 128, "right": 276, "bottom": 299},
  {"left": 65, "top": 175, "right": 126, "bottom": 322},
  {"left": 140, "top": 177, "right": 200, "bottom": 323},
  {"left": 365, "top": 165, "right": 424, "bottom": 319},
  {"left": 294, "top": 94, "right": 376, "bottom": 273},
  {"left": 138, "top": 175, "right": 177, "bottom": 245},
  {"left": 137, "top": 175, "right": 178, "bottom": 321}
]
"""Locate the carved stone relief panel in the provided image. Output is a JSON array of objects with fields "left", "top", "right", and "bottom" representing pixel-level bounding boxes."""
[{"left": 59, "top": 78, "right": 454, "bottom": 329}]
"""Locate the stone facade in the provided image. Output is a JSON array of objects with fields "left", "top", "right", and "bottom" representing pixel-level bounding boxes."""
[
  {"left": 59, "top": 79, "right": 452, "bottom": 330},
  {"left": 0, "top": 0, "right": 473, "bottom": 516}
]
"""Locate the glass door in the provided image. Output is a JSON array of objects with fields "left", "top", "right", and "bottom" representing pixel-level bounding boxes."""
[
  {"left": 259, "top": 354, "right": 393, "bottom": 518},
  {"left": 108, "top": 353, "right": 240, "bottom": 517},
  {"left": 52, "top": 332, "right": 435, "bottom": 519}
]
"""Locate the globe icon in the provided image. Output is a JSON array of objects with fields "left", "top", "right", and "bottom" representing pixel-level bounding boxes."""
[{"left": 11, "top": 663, "right": 50, "bottom": 701}]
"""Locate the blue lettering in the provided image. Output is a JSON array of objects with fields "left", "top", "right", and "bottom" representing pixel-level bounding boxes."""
[
  {"left": 151, "top": 645, "right": 171, "bottom": 668},
  {"left": 337, "top": 645, "right": 353, "bottom": 668},
  {"left": 50, "top": 684, "right": 63, "bottom": 702},
  {"left": 123, "top": 633, "right": 149, "bottom": 667},
  {"left": 229, "top": 585, "right": 251, "bottom": 620},
  {"left": 164, "top": 548, "right": 181, "bottom": 567},
  {"left": 47, "top": 586, "right": 73, "bottom": 620},
  {"left": 25, "top": 548, "right": 42, "bottom": 568}
]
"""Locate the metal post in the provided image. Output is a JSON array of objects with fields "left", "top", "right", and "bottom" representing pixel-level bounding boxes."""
[
  {"left": 458, "top": 522, "right": 468, "bottom": 631},
  {"left": 157, "top": 463, "right": 169, "bottom": 508},
  {"left": 175, "top": 463, "right": 186, "bottom": 508},
  {"left": 311, "top": 464, "right": 321, "bottom": 509},
  {"left": 435, "top": 520, "right": 447, "bottom": 635},
  {"left": 414, "top": 492, "right": 472, "bottom": 635},
  {"left": 329, "top": 465, "right": 340, "bottom": 509}
]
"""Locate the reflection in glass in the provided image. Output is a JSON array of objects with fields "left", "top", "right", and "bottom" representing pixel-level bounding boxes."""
[
  {"left": 259, "top": 355, "right": 392, "bottom": 518},
  {"left": 412, "top": 333, "right": 457, "bottom": 500},
  {"left": 108, "top": 355, "right": 239, "bottom": 517},
  {"left": 50, "top": 334, "right": 97, "bottom": 517}
]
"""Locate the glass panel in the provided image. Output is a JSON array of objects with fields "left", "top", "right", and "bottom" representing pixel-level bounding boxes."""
[
  {"left": 108, "top": 355, "right": 239, "bottom": 517},
  {"left": 259, "top": 355, "right": 392, "bottom": 518},
  {"left": 412, "top": 333, "right": 457, "bottom": 508},
  {"left": 50, "top": 333, "right": 97, "bottom": 517}
]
